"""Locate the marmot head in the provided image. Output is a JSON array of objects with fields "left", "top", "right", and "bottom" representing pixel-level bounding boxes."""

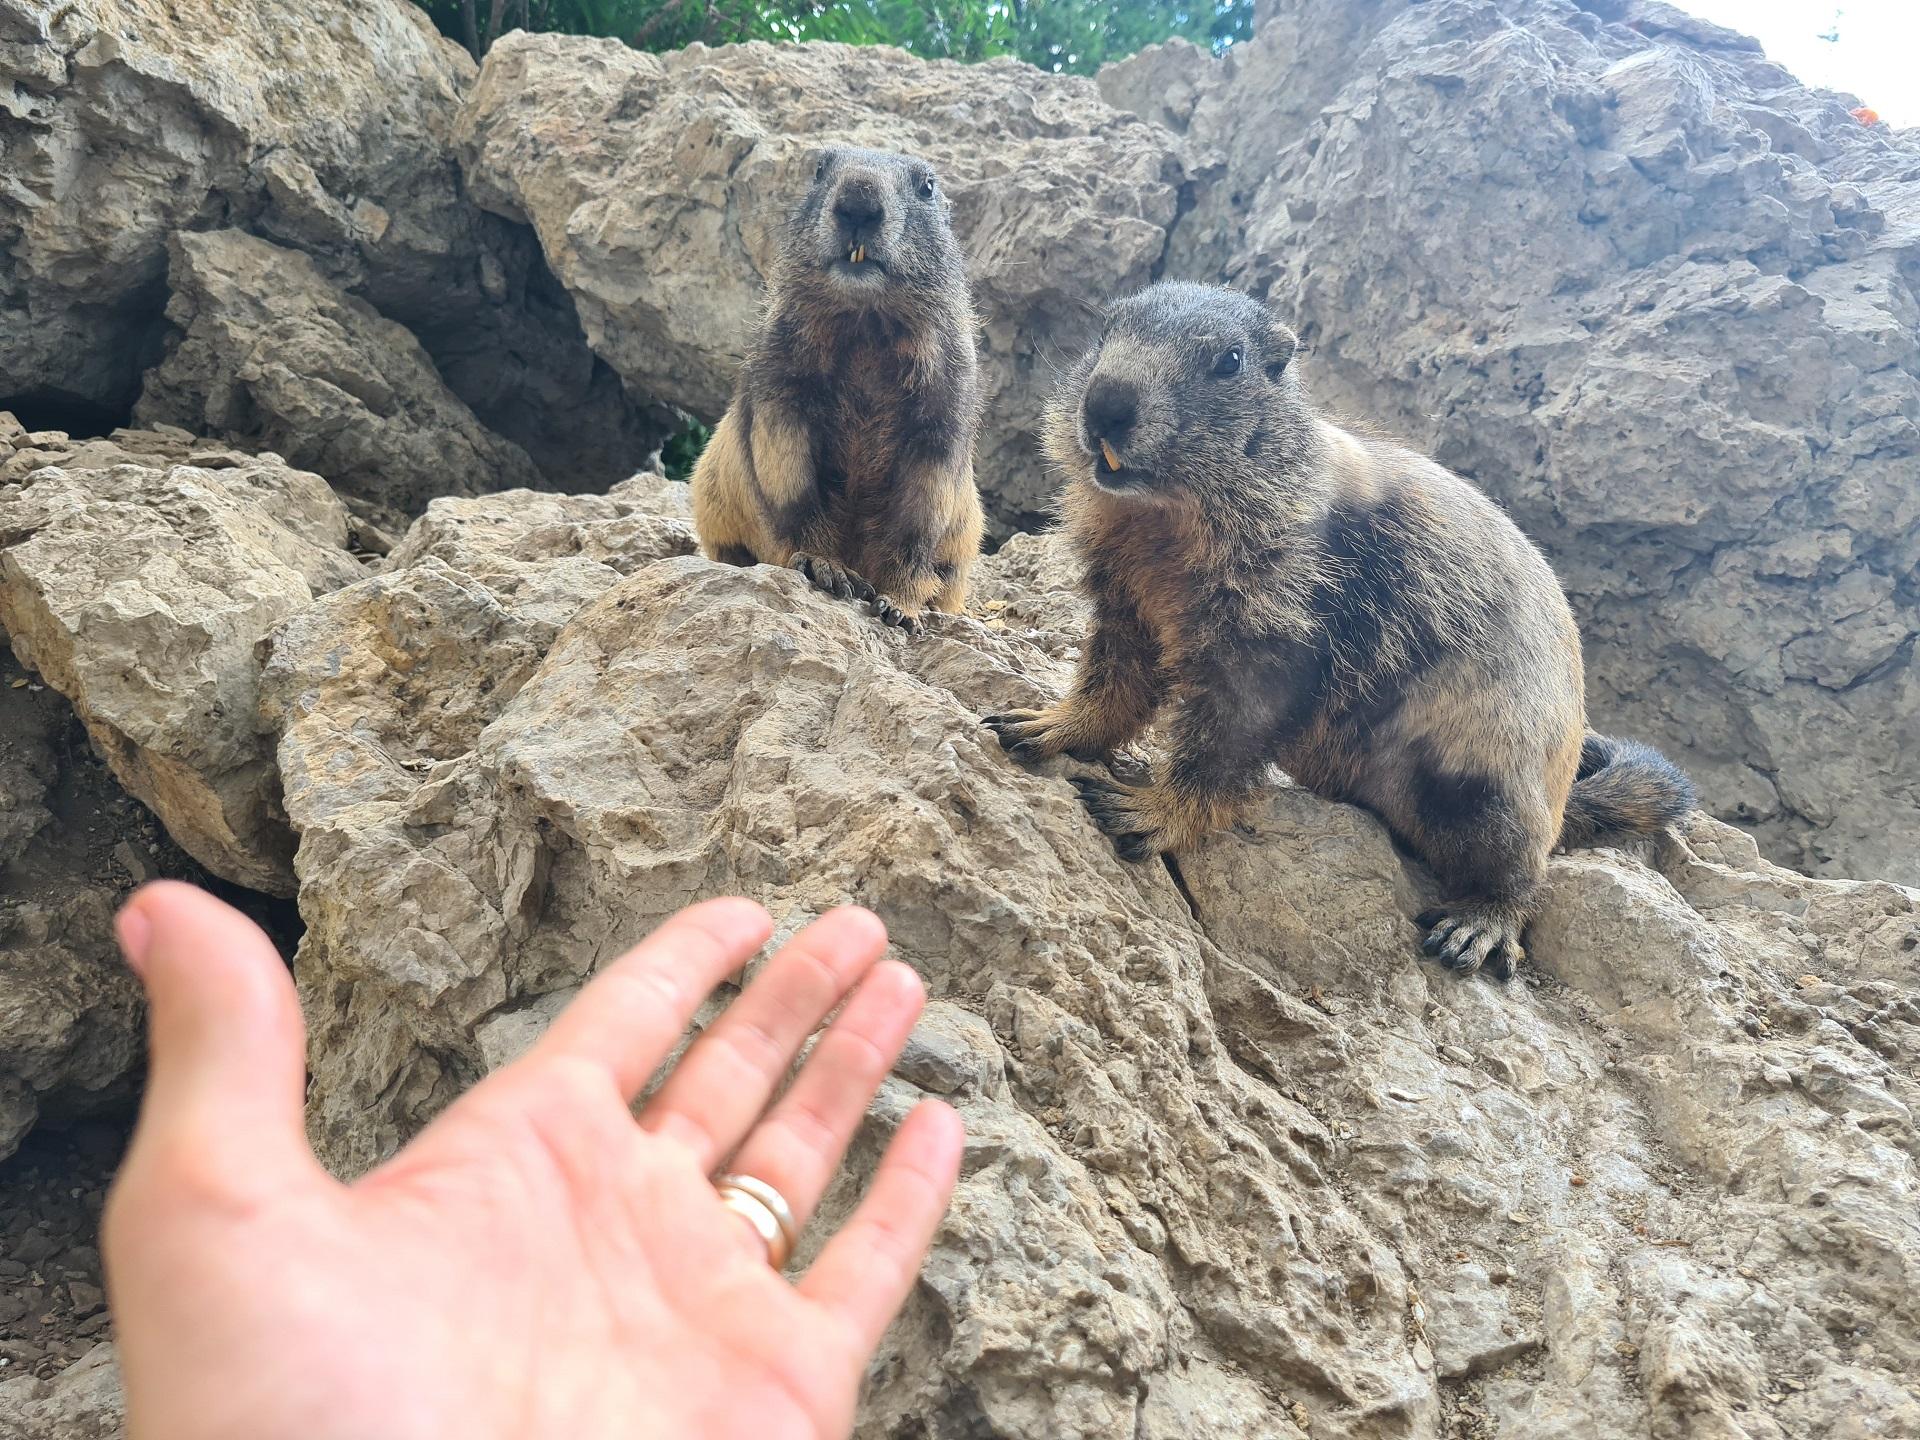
[
  {"left": 775, "top": 146, "right": 963, "bottom": 313},
  {"left": 1045, "top": 282, "right": 1306, "bottom": 502}
]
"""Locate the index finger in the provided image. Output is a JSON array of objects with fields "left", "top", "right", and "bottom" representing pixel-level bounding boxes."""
[{"left": 528, "top": 898, "right": 774, "bottom": 1099}]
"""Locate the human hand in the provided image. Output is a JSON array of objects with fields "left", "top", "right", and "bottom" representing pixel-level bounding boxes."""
[{"left": 103, "top": 881, "right": 962, "bottom": 1440}]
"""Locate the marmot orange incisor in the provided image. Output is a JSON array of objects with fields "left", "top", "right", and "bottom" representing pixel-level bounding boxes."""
[
  {"left": 692, "top": 146, "right": 984, "bottom": 631},
  {"left": 986, "top": 282, "right": 1694, "bottom": 980}
]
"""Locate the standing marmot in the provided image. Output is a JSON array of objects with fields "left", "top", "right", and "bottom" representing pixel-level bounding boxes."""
[
  {"left": 691, "top": 146, "right": 984, "bottom": 630},
  {"left": 986, "top": 282, "right": 1693, "bottom": 980}
]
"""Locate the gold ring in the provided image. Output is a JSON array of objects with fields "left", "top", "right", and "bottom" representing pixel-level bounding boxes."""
[{"left": 714, "top": 1173, "right": 798, "bottom": 1270}]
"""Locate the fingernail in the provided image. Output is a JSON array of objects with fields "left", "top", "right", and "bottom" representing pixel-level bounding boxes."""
[{"left": 116, "top": 904, "right": 153, "bottom": 978}]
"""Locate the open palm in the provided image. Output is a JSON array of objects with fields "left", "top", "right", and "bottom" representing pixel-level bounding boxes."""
[{"left": 103, "top": 882, "right": 962, "bottom": 1440}]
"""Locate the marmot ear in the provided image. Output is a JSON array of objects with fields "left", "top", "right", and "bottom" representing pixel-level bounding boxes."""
[{"left": 1262, "top": 317, "right": 1299, "bottom": 380}]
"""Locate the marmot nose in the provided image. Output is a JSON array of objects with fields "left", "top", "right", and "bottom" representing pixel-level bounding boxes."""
[
  {"left": 1083, "top": 379, "right": 1139, "bottom": 442},
  {"left": 833, "top": 178, "right": 885, "bottom": 233}
]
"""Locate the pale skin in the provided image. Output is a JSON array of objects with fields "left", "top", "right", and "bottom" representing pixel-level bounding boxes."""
[{"left": 103, "top": 881, "right": 963, "bottom": 1440}]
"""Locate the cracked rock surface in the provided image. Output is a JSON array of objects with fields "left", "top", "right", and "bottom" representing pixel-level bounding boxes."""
[
  {"left": 0, "top": 421, "right": 364, "bottom": 893},
  {"left": 0, "top": 645, "right": 144, "bottom": 1165},
  {"left": 260, "top": 481, "right": 1920, "bottom": 1438},
  {"left": 135, "top": 229, "right": 545, "bottom": 528},
  {"left": 0, "top": 0, "right": 663, "bottom": 485}
]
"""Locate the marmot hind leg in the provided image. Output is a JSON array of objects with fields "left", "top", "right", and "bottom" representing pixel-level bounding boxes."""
[
  {"left": 1416, "top": 899, "right": 1530, "bottom": 982},
  {"left": 690, "top": 410, "right": 768, "bottom": 564}
]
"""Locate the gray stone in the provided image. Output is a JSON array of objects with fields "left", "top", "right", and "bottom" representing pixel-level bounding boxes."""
[
  {"left": 135, "top": 230, "right": 544, "bottom": 528},
  {"left": 0, "top": 426, "right": 362, "bottom": 893},
  {"left": 0, "top": 1343, "right": 123, "bottom": 1439},
  {"left": 0, "top": 0, "right": 664, "bottom": 488}
]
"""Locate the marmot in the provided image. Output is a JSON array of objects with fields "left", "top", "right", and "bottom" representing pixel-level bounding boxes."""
[
  {"left": 691, "top": 146, "right": 984, "bottom": 630},
  {"left": 986, "top": 282, "right": 1694, "bottom": 980}
]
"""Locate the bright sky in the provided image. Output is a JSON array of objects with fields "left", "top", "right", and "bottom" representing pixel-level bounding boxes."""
[{"left": 1680, "top": 1, "right": 1918, "bottom": 126}]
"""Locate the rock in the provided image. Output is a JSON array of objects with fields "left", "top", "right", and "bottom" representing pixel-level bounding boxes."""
[
  {"left": 0, "top": 424, "right": 363, "bottom": 893},
  {"left": 1135, "top": 0, "right": 1920, "bottom": 882},
  {"left": 262, "top": 474, "right": 696, "bottom": 827},
  {"left": 0, "top": 648, "right": 144, "bottom": 1161},
  {"left": 1094, "top": 36, "right": 1224, "bottom": 137},
  {"left": 253, "top": 475, "right": 700, "bottom": 1156},
  {"left": 134, "top": 230, "right": 543, "bottom": 529},
  {"left": 0, "top": 0, "right": 664, "bottom": 487},
  {"left": 268, "top": 483, "right": 1920, "bottom": 1438},
  {"left": 963, "top": 529, "right": 1088, "bottom": 662},
  {"left": 0, "top": 0, "right": 465, "bottom": 417},
  {"left": 454, "top": 34, "right": 1188, "bottom": 535},
  {"left": 0, "top": 1343, "right": 122, "bottom": 1439}
]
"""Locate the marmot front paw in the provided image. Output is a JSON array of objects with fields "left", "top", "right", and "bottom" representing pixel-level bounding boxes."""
[
  {"left": 982, "top": 709, "right": 1063, "bottom": 762},
  {"left": 982, "top": 707, "right": 1120, "bottom": 765},
  {"left": 791, "top": 552, "right": 876, "bottom": 603}
]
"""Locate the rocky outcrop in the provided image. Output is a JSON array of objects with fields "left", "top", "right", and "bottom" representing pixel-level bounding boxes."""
[
  {"left": 454, "top": 34, "right": 1188, "bottom": 534},
  {"left": 3, "top": 8, "right": 1918, "bottom": 1434},
  {"left": 0, "top": 422, "right": 363, "bottom": 894},
  {"left": 134, "top": 230, "right": 544, "bottom": 528},
  {"left": 264, "top": 480, "right": 1920, "bottom": 1438},
  {"left": 1105, "top": 0, "right": 1920, "bottom": 884},
  {"left": 0, "top": 0, "right": 663, "bottom": 485}
]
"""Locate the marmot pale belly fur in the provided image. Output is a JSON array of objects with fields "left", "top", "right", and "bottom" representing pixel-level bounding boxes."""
[
  {"left": 986, "top": 282, "right": 1694, "bottom": 980},
  {"left": 692, "top": 146, "right": 984, "bottom": 630}
]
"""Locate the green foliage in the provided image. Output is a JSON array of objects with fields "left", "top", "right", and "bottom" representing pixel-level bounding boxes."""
[
  {"left": 658, "top": 418, "right": 713, "bottom": 481},
  {"left": 414, "top": 0, "right": 1252, "bottom": 74}
]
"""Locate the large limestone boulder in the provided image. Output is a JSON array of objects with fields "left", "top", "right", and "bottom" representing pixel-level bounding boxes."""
[
  {"left": 0, "top": 0, "right": 662, "bottom": 487},
  {"left": 134, "top": 230, "right": 544, "bottom": 527},
  {"left": 0, "top": 0, "right": 472, "bottom": 415},
  {"left": 263, "top": 473, "right": 698, "bottom": 849},
  {"left": 1109, "top": 0, "right": 1920, "bottom": 883},
  {"left": 454, "top": 34, "right": 1188, "bottom": 534},
  {"left": 268, "top": 483, "right": 1920, "bottom": 1438},
  {"left": 0, "top": 423, "right": 363, "bottom": 894}
]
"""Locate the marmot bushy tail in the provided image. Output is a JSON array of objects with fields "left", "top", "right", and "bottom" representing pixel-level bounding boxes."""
[
  {"left": 986, "top": 281, "right": 1695, "bottom": 982},
  {"left": 1557, "top": 733, "right": 1696, "bottom": 849},
  {"left": 690, "top": 146, "right": 984, "bottom": 632}
]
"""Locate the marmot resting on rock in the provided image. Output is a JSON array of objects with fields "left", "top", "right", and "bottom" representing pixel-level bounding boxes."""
[
  {"left": 987, "top": 282, "right": 1694, "bottom": 980},
  {"left": 692, "top": 146, "right": 984, "bottom": 631}
]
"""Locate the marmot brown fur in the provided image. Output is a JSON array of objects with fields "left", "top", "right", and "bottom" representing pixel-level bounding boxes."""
[
  {"left": 986, "top": 282, "right": 1694, "bottom": 980},
  {"left": 691, "top": 146, "right": 984, "bottom": 630}
]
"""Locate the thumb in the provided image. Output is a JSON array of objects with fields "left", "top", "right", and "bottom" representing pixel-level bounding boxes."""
[{"left": 115, "top": 880, "right": 321, "bottom": 1196}]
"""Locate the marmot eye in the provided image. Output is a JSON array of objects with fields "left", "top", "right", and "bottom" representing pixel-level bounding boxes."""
[
  {"left": 919, "top": 175, "right": 936, "bottom": 200},
  {"left": 814, "top": 158, "right": 827, "bottom": 182},
  {"left": 1213, "top": 348, "right": 1243, "bottom": 378}
]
